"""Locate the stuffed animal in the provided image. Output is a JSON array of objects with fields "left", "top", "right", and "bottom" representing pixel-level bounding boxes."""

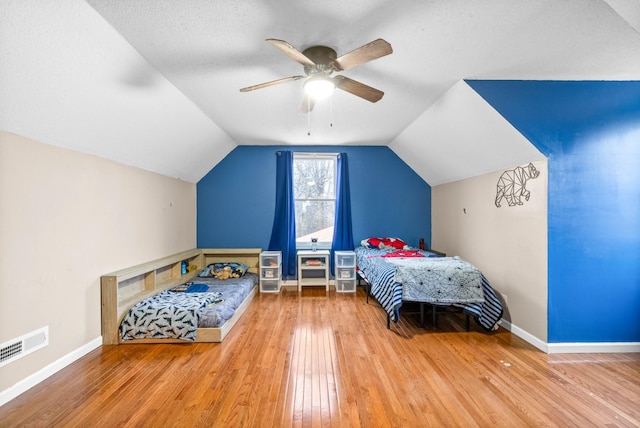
[{"left": 215, "top": 266, "right": 232, "bottom": 280}]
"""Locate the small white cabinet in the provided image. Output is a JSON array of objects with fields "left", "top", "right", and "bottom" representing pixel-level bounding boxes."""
[
  {"left": 297, "top": 250, "right": 330, "bottom": 291},
  {"left": 334, "top": 250, "right": 357, "bottom": 292},
  {"left": 259, "top": 251, "right": 281, "bottom": 293}
]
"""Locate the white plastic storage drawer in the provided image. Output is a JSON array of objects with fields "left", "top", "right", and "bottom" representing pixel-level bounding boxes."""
[
  {"left": 335, "top": 279, "right": 357, "bottom": 293},
  {"left": 260, "top": 279, "right": 280, "bottom": 292},
  {"left": 335, "top": 251, "right": 355, "bottom": 267},
  {"left": 261, "top": 267, "right": 279, "bottom": 280},
  {"left": 336, "top": 267, "right": 355, "bottom": 280},
  {"left": 260, "top": 252, "right": 281, "bottom": 267}
]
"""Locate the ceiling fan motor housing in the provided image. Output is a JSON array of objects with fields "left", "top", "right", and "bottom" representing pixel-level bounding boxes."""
[{"left": 302, "top": 46, "right": 339, "bottom": 75}]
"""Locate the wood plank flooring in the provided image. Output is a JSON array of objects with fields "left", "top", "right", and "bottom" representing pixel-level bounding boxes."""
[{"left": 1, "top": 287, "right": 639, "bottom": 427}]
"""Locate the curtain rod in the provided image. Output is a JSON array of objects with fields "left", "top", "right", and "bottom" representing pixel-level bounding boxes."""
[{"left": 275, "top": 151, "right": 342, "bottom": 158}]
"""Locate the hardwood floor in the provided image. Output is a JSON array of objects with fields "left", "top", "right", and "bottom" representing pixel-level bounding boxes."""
[{"left": 1, "top": 287, "right": 639, "bottom": 427}]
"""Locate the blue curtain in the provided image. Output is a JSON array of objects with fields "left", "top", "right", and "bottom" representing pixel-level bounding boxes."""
[
  {"left": 331, "top": 153, "right": 354, "bottom": 275},
  {"left": 268, "top": 151, "right": 297, "bottom": 279}
]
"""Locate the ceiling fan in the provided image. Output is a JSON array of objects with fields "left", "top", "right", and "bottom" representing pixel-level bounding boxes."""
[{"left": 240, "top": 38, "right": 392, "bottom": 112}]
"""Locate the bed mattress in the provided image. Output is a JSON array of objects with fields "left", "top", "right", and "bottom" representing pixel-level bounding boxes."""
[{"left": 194, "top": 273, "right": 258, "bottom": 328}]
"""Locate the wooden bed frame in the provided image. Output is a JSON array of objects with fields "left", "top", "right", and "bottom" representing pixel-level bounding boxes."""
[{"left": 101, "top": 248, "right": 262, "bottom": 345}]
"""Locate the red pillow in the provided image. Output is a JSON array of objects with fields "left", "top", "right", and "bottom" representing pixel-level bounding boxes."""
[{"left": 362, "top": 237, "right": 408, "bottom": 250}]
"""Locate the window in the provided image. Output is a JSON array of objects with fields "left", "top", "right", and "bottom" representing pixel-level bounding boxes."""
[{"left": 293, "top": 153, "right": 337, "bottom": 248}]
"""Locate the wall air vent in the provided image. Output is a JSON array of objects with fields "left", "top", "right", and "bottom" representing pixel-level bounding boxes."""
[{"left": 0, "top": 326, "right": 48, "bottom": 368}]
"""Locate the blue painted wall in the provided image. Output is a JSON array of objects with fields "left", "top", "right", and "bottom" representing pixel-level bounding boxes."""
[
  {"left": 468, "top": 80, "right": 640, "bottom": 343},
  {"left": 197, "top": 145, "right": 431, "bottom": 250}
]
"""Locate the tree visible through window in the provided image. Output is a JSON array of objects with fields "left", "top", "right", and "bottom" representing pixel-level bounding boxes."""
[{"left": 293, "top": 153, "right": 337, "bottom": 248}]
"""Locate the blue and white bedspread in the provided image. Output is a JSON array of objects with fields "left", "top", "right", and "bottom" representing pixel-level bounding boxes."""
[
  {"left": 120, "top": 291, "right": 221, "bottom": 341},
  {"left": 356, "top": 247, "right": 503, "bottom": 331}
]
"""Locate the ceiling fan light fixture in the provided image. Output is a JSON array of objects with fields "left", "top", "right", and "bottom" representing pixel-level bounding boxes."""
[{"left": 303, "top": 75, "right": 335, "bottom": 100}]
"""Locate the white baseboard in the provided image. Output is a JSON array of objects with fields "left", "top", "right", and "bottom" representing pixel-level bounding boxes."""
[
  {"left": 499, "top": 320, "right": 640, "bottom": 354},
  {"left": 547, "top": 342, "right": 640, "bottom": 354},
  {"left": 0, "top": 336, "right": 102, "bottom": 408},
  {"left": 498, "top": 319, "right": 548, "bottom": 353}
]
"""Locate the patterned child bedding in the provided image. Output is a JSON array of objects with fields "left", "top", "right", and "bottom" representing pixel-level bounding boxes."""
[
  {"left": 355, "top": 246, "right": 503, "bottom": 331},
  {"left": 120, "top": 273, "right": 258, "bottom": 341}
]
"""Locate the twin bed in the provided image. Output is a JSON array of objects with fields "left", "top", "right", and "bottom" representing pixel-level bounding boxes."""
[
  {"left": 355, "top": 239, "right": 503, "bottom": 331},
  {"left": 101, "top": 248, "right": 261, "bottom": 344}
]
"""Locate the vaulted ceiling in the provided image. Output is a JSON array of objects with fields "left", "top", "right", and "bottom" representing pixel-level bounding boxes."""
[{"left": 2, "top": 1, "right": 639, "bottom": 183}]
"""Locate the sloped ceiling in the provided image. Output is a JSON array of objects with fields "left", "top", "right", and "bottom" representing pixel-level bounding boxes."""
[{"left": 2, "top": 0, "right": 639, "bottom": 183}]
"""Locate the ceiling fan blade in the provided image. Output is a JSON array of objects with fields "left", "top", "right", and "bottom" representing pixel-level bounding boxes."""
[
  {"left": 239, "top": 75, "right": 305, "bottom": 92},
  {"left": 333, "top": 75, "right": 384, "bottom": 103},
  {"left": 335, "top": 38, "right": 393, "bottom": 71},
  {"left": 300, "top": 94, "right": 315, "bottom": 113},
  {"left": 265, "top": 39, "right": 316, "bottom": 68}
]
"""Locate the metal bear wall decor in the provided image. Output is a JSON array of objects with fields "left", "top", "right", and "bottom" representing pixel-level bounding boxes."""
[{"left": 495, "top": 162, "right": 540, "bottom": 207}]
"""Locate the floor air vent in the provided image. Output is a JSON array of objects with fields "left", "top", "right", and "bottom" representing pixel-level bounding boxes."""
[{"left": 0, "top": 326, "right": 48, "bottom": 368}]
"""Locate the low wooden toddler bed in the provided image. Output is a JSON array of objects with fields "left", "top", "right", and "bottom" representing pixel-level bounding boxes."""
[{"left": 101, "top": 248, "right": 261, "bottom": 344}]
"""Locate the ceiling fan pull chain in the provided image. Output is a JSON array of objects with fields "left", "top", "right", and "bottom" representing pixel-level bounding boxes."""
[
  {"left": 330, "top": 94, "right": 334, "bottom": 128},
  {"left": 307, "top": 99, "right": 312, "bottom": 136}
]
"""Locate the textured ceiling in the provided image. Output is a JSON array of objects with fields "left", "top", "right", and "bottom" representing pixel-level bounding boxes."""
[{"left": 2, "top": 0, "right": 639, "bottom": 183}]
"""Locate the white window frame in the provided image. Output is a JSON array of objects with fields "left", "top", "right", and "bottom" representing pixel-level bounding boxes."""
[{"left": 293, "top": 152, "right": 338, "bottom": 250}]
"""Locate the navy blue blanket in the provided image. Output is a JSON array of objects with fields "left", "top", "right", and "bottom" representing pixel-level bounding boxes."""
[{"left": 185, "top": 283, "right": 209, "bottom": 293}]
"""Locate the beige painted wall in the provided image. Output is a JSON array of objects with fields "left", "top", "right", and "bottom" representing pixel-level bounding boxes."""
[
  {"left": 432, "top": 159, "right": 548, "bottom": 342},
  {"left": 0, "top": 132, "right": 196, "bottom": 393}
]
